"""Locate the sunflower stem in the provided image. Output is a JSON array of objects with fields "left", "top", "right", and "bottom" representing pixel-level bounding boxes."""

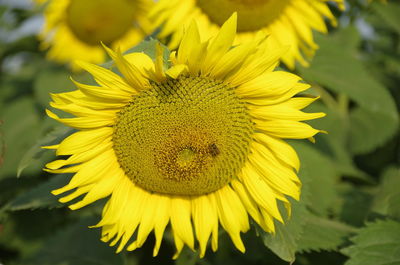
[
  {"left": 313, "top": 85, "right": 337, "bottom": 110},
  {"left": 338, "top": 93, "right": 350, "bottom": 117}
]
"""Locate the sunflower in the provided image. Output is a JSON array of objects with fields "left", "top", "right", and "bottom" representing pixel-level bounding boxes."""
[
  {"left": 36, "top": 0, "right": 153, "bottom": 70},
  {"left": 150, "top": 0, "right": 344, "bottom": 69},
  {"left": 44, "top": 14, "right": 325, "bottom": 258}
]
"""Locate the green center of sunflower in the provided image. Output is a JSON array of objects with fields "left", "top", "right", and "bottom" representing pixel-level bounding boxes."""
[
  {"left": 66, "top": 0, "right": 135, "bottom": 46},
  {"left": 113, "top": 76, "right": 254, "bottom": 196},
  {"left": 196, "top": 0, "right": 290, "bottom": 32}
]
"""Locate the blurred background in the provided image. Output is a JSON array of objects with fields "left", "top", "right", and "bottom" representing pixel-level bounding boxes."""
[{"left": 0, "top": 0, "right": 399, "bottom": 265}]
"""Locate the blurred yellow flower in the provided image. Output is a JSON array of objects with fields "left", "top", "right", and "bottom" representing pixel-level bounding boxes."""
[
  {"left": 36, "top": 0, "right": 153, "bottom": 70},
  {"left": 45, "top": 14, "right": 325, "bottom": 258},
  {"left": 150, "top": 0, "right": 344, "bottom": 69}
]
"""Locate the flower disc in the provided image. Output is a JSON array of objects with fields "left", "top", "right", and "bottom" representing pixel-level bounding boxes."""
[
  {"left": 196, "top": 0, "right": 289, "bottom": 32},
  {"left": 113, "top": 76, "right": 254, "bottom": 196},
  {"left": 66, "top": 0, "right": 135, "bottom": 45}
]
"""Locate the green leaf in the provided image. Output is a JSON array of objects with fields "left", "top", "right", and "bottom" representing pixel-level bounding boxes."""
[
  {"left": 297, "top": 214, "right": 355, "bottom": 253},
  {"left": 7, "top": 174, "right": 69, "bottom": 211},
  {"left": 337, "top": 183, "right": 374, "bottom": 227},
  {"left": 33, "top": 67, "right": 76, "bottom": 108},
  {"left": 291, "top": 141, "right": 338, "bottom": 216},
  {"left": 24, "top": 218, "right": 124, "bottom": 265},
  {"left": 261, "top": 198, "right": 308, "bottom": 263},
  {"left": 17, "top": 126, "right": 72, "bottom": 177},
  {"left": 0, "top": 97, "right": 41, "bottom": 179},
  {"left": 341, "top": 219, "right": 400, "bottom": 265},
  {"left": 372, "top": 1, "right": 400, "bottom": 35},
  {"left": 305, "top": 102, "right": 372, "bottom": 182},
  {"left": 0, "top": 208, "right": 70, "bottom": 259},
  {"left": 348, "top": 107, "right": 399, "bottom": 155},
  {"left": 372, "top": 166, "right": 400, "bottom": 219},
  {"left": 299, "top": 27, "right": 399, "bottom": 155},
  {"left": 0, "top": 121, "right": 4, "bottom": 169}
]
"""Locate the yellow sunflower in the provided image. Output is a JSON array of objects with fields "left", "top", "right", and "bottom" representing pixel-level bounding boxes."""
[
  {"left": 44, "top": 14, "right": 325, "bottom": 258},
  {"left": 150, "top": 0, "right": 344, "bottom": 69},
  {"left": 36, "top": 0, "right": 153, "bottom": 70}
]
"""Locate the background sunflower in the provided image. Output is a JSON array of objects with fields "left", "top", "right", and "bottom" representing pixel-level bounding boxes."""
[
  {"left": 35, "top": 0, "right": 153, "bottom": 70},
  {"left": 150, "top": 0, "right": 344, "bottom": 69},
  {"left": 0, "top": 0, "right": 400, "bottom": 265}
]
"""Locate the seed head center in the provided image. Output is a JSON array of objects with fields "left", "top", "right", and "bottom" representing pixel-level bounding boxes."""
[
  {"left": 196, "top": 0, "right": 290, "bottom": 32},
  {"left": 113, "top": 76, "right": 254, "bottom": 196},
  {"left": 177, "top": 148, "right": 197, "bottom": 168},
  {"left": 66, "top": 0, "right": 135, "bottom": 46}
]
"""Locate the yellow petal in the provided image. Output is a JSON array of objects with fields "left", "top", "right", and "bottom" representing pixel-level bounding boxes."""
[
  {"left": 248, "top": 141, "right": 300, "bottom": 199},
  {"left": 226, "top": 45, "right": 288, "bottom": 87},
  {"left": 230, "top": 179, "right": 271, "bottom": 232},
  {"left": 177, "top": 20, "right": 201, "bottom": 64},
  {"left": 210, "top": 41, "right": 256, "bottom": 80},
  {"left": 51, "top": 149, "right": 119, "bottom": 195},
  {"left": 286, "top": 96, "right": 321, "bottom": 109},
  {"left": 214, "top": 185, "right": 249, "bottom": 253},
  {"left": 201, "top": 13, "right": 237, "bottom": 75},
  {"left": 240, "top": 165, "right": 283, "bottom": 222},
  {"left": 172, "top": 231, "right": 185, "bottom": 259},
  {"left": 69, "top": 169, "right": 124, "bottom": 210},
  {"left": 71, "top": 78, "right": 132, "bottom": 101},
  {"left": 102, "top": 45, "right": 149, "bottom": 91},
  {"left": 46, "top": 110, "right": 114, "bottom": 130},
  {"left": 153, "top": 43, "right": 167, "bottom": 82},
  {"left": 255, "top": 119, "right": 322, "bottom": 139},
  {"left": 56, "top": 127, "right": 112, "bottom": 155},
  {"left": 95, "top": 177, "right": 132, "bottom": 228},
  {"left": 46, "top": 140, "right": 112, "bottom": 170},
  {"left": 248, "top": 103, "right": 326, "bottom": 121},
  {"left": 187, "top": 41, "right": 209, "bottom": 76},
  {"left": 122, "top": 191, "right": 153, "bottom": 253},
  {"left": 75, "top": 60, "right": 133, "bottom": 93},
  {"left": 165, "top": 64, "right": 188, "bottom": 79},
  {"left": 236, "top": 71, "right": 300, "bottom": 98},
  {"left": 50, "top": 101, "right": 118, "bottom": 118},
  {"left": 192, "top": 195, "right": 217, "bottom": 258},
  {"left": 152, "top": 195, "right": 170, "bottom": 256},
  {"left": 58, "top": 184, "right": 93, "bottom": 203},
  {"left": 117, "top": 186, "right": 147, "bottom": 250},
  {"left": 253, "top": 133, "right": 300, "bottom": 172},
  {"left": 170, "top": 197, "right": 194, "bottom": 250},
  {"left": 123, "top": 52, "right": 153, "bottom": 72}
]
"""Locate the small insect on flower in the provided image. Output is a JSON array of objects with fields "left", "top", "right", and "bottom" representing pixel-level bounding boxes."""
[
  {"left": 209, "top": 143, "right": 220, "bottom": 157},
  {"left": 44, "top": 14, "right": 325, "bottom": 258},
  {"left": 150, "top": 0, "right": 344, "bottom": 69}
]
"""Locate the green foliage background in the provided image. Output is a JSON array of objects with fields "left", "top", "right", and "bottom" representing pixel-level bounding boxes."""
[{"left": 0, "top": 0, "right": 399, "bottom": 264}]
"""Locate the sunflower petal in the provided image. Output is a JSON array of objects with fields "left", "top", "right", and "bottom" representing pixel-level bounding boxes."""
[
  {"left": 202, "top": 13, "right": 237, "bottom": 75},
  {"left": 214, "top": 186, "right": 249, "bottom": 253},
  {"left": 170, "top": 197, "right": 194, "bottom": 250}
]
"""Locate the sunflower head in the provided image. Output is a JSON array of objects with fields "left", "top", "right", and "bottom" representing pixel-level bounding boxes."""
[
  {"left": 66, "top": 0, "right": 137, "bottom": 46},
  {"left": 36, "top": 0, "right": 153, "bottom": 69},
  {"left": 113, "top": 75, "right": 254, "bottom": 196},
  {"left": 45, "top": 14, "right": 325, "bottom": 258},
  {"left": 150, "top": 0, "right": 344, "bottom": 69}
]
